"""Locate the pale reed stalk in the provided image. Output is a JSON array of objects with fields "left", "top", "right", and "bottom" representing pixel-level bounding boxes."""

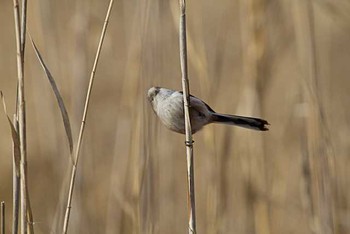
[
  {"left": 12, "top": 0, "right": 32, "bottom": 232},
  {"left": 179, "top": 1, "right": 196, "bottom": 233},
  {"left": 62, "top": 0, "right": 115, "bottom": 233}
]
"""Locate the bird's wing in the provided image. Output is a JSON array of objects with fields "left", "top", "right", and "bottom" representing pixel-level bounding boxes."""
[{"left": 178, "top": 91, "right": 215, "bottom": 113}]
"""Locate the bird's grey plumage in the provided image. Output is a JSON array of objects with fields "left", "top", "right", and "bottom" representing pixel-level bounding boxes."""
[{"left": 147, "top": 87, "right": 269, "bottom": 134}]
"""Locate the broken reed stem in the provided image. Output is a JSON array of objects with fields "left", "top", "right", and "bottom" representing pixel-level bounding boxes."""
[
  {"left": 1, "top": 202, "right": 4, "bottom": 234},
  {"left": 179, "top": 1, "right": 196, "bottom": 233},
  {"left": 12, "top": 0, "right": 30, "bottom": 233},
  {"left": 62, "top": 0, "right": 115, "bottom": 233}
]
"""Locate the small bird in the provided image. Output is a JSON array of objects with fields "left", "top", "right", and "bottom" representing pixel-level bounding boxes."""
[{"left": 147, "top": 87, "right": 269, "bottom": 134}]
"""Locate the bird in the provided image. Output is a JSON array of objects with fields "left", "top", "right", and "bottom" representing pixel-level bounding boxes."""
[{"left": 147, "top": 87, "right": 269, "bottom": 134}]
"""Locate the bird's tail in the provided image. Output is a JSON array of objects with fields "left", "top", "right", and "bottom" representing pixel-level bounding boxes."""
[{"left": 211, "top": 113, "right": 269, "bottom": 131}]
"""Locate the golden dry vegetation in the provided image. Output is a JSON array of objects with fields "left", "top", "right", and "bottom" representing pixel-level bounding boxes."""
[{"left": 1, "top": 0, "right": 350, "bottom": 233}]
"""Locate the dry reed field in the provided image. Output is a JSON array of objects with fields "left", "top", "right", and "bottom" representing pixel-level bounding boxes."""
[{"left": 1, "top": 0, "right": 350, "bottom": 233}]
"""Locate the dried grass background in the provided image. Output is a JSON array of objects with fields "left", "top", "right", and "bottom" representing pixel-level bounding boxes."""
[{"left": 1, "top": 0, "right": 350, "bottom": 233}]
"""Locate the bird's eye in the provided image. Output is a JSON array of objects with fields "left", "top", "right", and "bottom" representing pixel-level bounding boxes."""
[
  {"left": 154, "top": 88, "right": 160, "bottom": 95},
  {"left": 148, "top": 92, "right": 157, "bottom": 102}
]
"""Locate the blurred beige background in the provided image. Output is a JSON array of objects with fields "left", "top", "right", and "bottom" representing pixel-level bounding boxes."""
[{"left": 1, "top": 0, "right": 350, "bottom": 233}]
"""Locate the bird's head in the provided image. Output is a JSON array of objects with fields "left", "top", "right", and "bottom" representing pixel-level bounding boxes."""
[{"left": 147, "top": 86, "right": 161, "bottom": 103}]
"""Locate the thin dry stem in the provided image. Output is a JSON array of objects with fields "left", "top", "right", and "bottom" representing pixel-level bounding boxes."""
[
  {"left": 179, "top": 0, "right": 196, "bottom": 233},
  {"left": 0, "top": 92, "right": 20, "bottom": 234},
  {"left": 12, "top": 0, "right": 30, "bottom": 233},
  {"left": 62, "top": 0, "right": 115, "bottom": 233}
]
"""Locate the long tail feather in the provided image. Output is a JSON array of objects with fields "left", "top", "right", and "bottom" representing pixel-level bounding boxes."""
[{"left": 212, "top": 113, "right": 269, "bottom": 131}]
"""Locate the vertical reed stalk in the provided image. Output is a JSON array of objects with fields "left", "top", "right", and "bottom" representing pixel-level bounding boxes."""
[
  {"left": 12, "top": 0, "right": 30, "bottom": 233},
  {"left": 179, "top": 1, "right": 196, "bottom": 233},
  {"left": 62, "top": 1, "right": 115, "bottom": 233}
]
